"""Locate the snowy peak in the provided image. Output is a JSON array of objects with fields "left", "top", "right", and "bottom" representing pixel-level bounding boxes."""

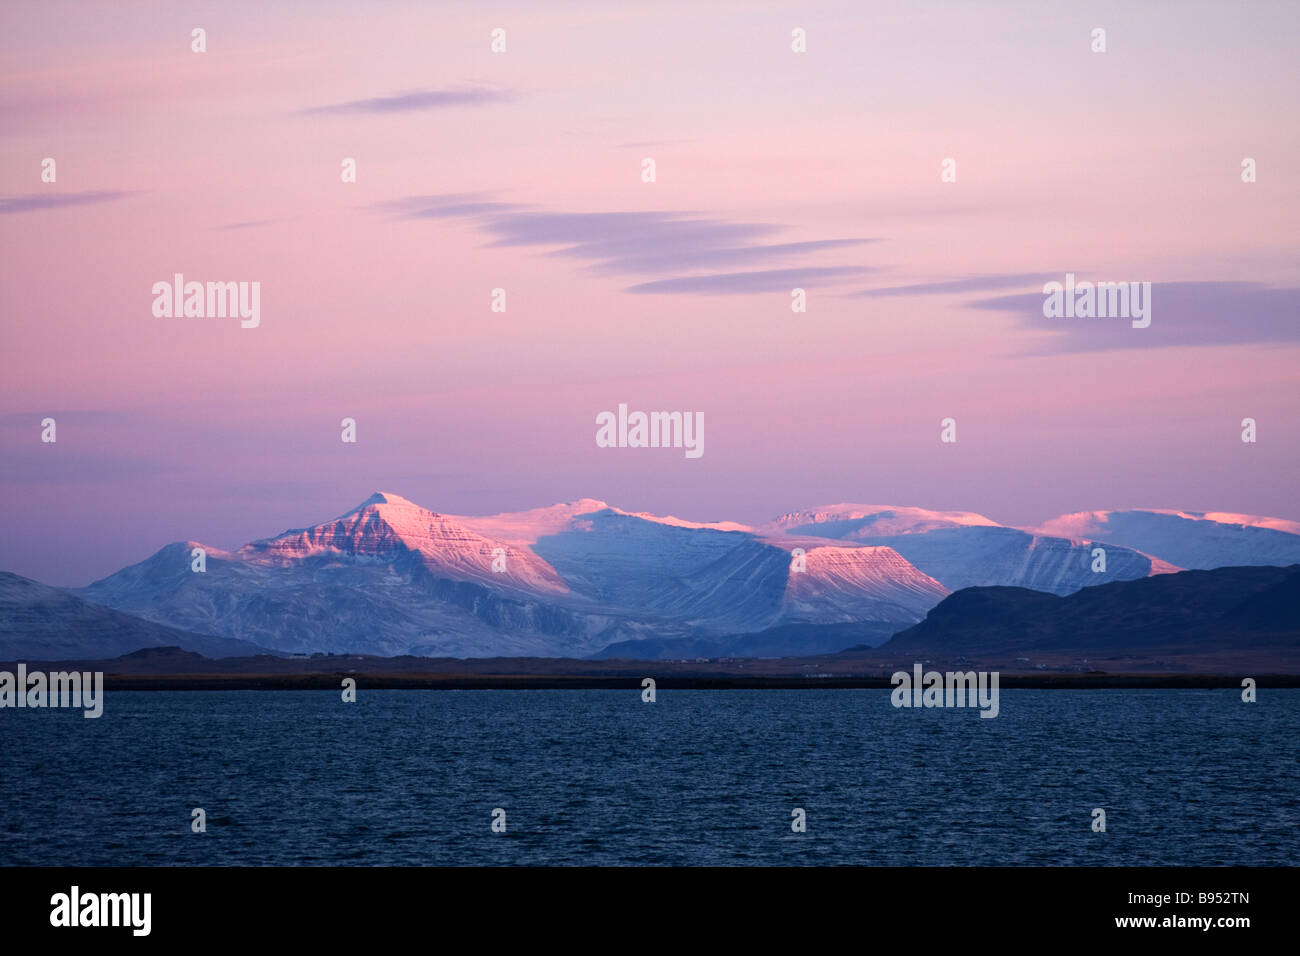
[
  {"left": 768, "top": 504, "right": 1001, "bottom": 539},
  {"left": 242, "top": 493, "right": 569, "bottom": 594},
  {"left": 1192, "top": 512, "right": 1300, "bottom": 535},
  {"left": 451, "top": 498, "right": 615, "bottom": 545},
  {"left": 781, "top": 544, "right": 948, "bottom": 622},
  {"left": 765, "top": 509, "right": 1174, "bottom": 596},
  {"left": 1030, "top": 509, "right": 1300, "bottom": 570},
  {"left": 352, "top": 490, "right": 414, "bottom": 510},
  {"left": 1035, "top": 509, "right": 1300, "bottom": 539},
  {"left": 67, "top": 493, "right": 1299, "bottom": 661},
  {"left": 617, "top": 511, "right": 752, "bottom": 533},
  {"left": 458, "top": 502, "right": 941, "bottom": 631},
  {"left": 453, "top": 499, "right": 750, "bottom": 543}
]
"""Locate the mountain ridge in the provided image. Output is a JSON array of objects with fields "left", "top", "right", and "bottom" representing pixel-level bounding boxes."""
[
  {"left": 70, "top": 492, "right": 950, "bottom": 658},
  {"left": 12, "top": 492, "right": 1296, "bottom": 660},
  {"left": 884, "top": 564, "right": 1300, "bottom": 655},
  {"left": 0, "top": 571, "right": 275, "bottom": 660}
]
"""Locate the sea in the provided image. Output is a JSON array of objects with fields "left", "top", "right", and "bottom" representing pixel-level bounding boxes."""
[{"left": 1, "top": 689, "right": 1295, "bottom": 866}]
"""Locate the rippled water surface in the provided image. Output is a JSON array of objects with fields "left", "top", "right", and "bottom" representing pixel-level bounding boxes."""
[{"left": 2, "top": 689, "right": 1295, "bottom": 865}]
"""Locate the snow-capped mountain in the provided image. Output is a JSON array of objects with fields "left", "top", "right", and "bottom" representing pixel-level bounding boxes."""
[
  {"left": 74, "top": 493, "right": 946, "bottom": 658},
  {"left": 0, "top": 572, "right": 272, "bottom": 661},
  {"left": 769, "top": 505, "right": 1001, "bottom": 538},
  {"left": 453, "top": 502, "right": 945, "bottom": 632},
  {"left": 765, "top": 504, "right": 1178, "bottom": 594},
  {"left": 60, "top": 494, "right": 1300, "bottom": 660},
  {"left": 248, "top": 492, "right": 570, "bottom": 595},
  {"left": 1031, "top": 510, "right": 1300, "bottom": 570}
]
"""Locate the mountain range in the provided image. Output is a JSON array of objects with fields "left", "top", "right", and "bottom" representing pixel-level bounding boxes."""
[
  {"left": 0, "top": 572, "right": 271, "bottom": 660},
  {"left": 4, "top": 492, "right": 1300, "bottom": 660}
]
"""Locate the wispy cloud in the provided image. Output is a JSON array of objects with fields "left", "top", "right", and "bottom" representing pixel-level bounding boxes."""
[
  {"left": 970, "top": 281, "right": 1300, "bottom": 352},
  {"left": 626, "top": 267, "right": 874, "bottom": 295},
  {"left": 0, "top": 190, "right": 134, "bottom": 214},
  {"left": 0, "top": 409, "right": 134, "bottom": 428},
  {"left": 380, "top": 194, "right": 876, "bottom": 294},
  {"left": 850, "top": 273, "right": 1049, "bottom": 297},
  {"left": 581, "top": 238, "right": 877, "bottom": 277},
  {"left": 380, "top": 194, "right": 526, "bottom": 220},
  {"left": 302, "top": 87, "right": 512, "bottom": 116},
  {"left": 215, "top": 219, "right": 277, "bottom": 231}
]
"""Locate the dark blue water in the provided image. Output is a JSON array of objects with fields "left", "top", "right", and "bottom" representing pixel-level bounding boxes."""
[{"left": 1, "top": 689, "right": 1295, "bottom": 865}]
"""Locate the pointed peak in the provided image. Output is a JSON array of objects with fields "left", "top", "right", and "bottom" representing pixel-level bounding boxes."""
[
  {"left": 364, "top": 491, "right": 416, "bottom": 507},
  {"left": 340, "top": 491, "right": 429, "bottom": 517}
]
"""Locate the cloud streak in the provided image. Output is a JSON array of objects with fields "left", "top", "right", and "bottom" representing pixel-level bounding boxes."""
[
  {"left": 303, "top": 87, "right": 511, "bottom": 116},
  {"left": 970, "top": 281, "right": 1300, "bottom": 352},
  {"left": 850, "top": 273, "right": 1049, "bottom": 297},
  {"left": 626, "top": 267, "right": 874, "bottom": 295},
  {"left": 215, "top": 219, "right": 278, "bottom": 231},
  {"left": 380, "top": 194, "right": 876, "bottom": 294},
  {"left": 0, "top": 190, "right": 135, "bottom": 214}
]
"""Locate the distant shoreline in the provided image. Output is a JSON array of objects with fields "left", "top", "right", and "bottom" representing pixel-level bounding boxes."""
[
  {"left": 28, "top": 674, "right": 1300, "bottom": 691},
  {"left": 7, "top": 644, "right": 1296, "bottom": 691}
]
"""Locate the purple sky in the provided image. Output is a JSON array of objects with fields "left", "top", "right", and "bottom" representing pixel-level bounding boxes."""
[{"left": 2, "top": 0, "right": 1298, "bottom": 586}]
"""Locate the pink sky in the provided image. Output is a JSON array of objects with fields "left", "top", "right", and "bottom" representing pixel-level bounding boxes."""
[{"left": 2, "top": 0, "right": 1298, "bottom": 585}]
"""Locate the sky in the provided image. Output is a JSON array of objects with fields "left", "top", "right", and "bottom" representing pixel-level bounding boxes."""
[{"left": 1, "top": 0, "right": 1298, "bottom": 586}]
